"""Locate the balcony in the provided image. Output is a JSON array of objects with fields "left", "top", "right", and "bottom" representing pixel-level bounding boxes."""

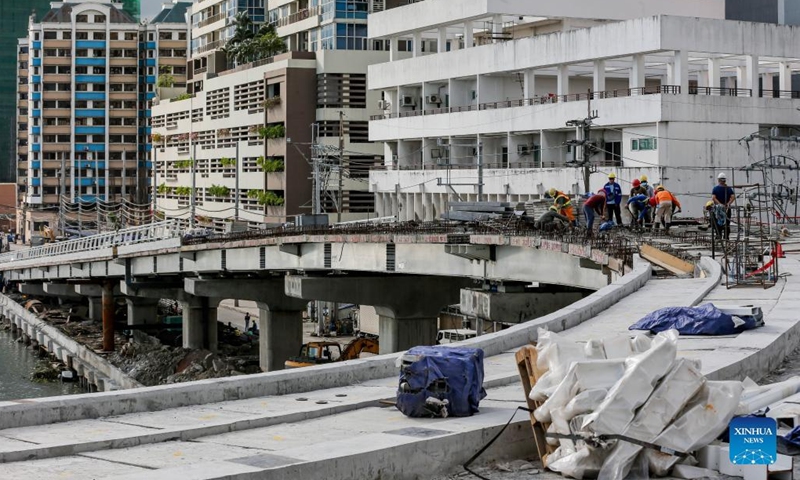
[
  {"left": 277, "top": 7, "right": 320, "bottom": 27},
  {"left": 370, "top": 85, "right": 681, "bottom": 120},
  {"left": 193, "top": 39, "right": 225, "bottom": 55},
  {"left": 197, "top": 12, "right": 226, "bottom": 28}
]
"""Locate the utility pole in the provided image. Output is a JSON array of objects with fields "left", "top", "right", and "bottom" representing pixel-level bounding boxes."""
[
  {"left": 566, "top": 89, "right": 599, "bottom": 194},
  {"left": 190, "top": 143, "right": 196, "bottom": 228},
  {"left": 477, "top": 141, "right": 484, "bottom": 201},
  {"left": 337, "top": 111, "right": 344, "bottom": 223},
  {"left": 235, "top": 141, "right": 240, "bottom": 221}
]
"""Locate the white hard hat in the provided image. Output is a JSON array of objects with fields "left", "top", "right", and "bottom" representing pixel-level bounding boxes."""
[{"left": 718, "top": 172, "right": 727, "bottom": 180}]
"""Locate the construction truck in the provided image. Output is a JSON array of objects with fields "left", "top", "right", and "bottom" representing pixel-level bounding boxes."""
[{"left": 284, "top": 334, "right": 379, "bottom": 368}]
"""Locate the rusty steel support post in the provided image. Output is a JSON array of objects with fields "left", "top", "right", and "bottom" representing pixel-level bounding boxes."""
[{"left": 102, "top": 280, "right": 115, "bottom": 352}]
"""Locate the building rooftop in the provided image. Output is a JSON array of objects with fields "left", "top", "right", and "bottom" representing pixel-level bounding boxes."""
[
  {"left": 151, "top": 1, "right": 191, "bottom": 24},
  {"left": 40, "top": 3, "right": 137, "bottom": 23}
]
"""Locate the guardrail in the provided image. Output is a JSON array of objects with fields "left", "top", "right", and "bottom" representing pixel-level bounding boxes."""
[{"left": 0, "top": 220, "right": 182, "bottom": 264}]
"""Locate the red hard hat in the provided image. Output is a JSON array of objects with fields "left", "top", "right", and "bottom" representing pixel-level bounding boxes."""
[{"left": 632, "top": 179, "right": 641, "bottom": 187}]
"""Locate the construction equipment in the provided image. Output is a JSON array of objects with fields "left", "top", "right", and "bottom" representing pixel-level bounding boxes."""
[{"left": 284, "top": 334, "right": 379, "bottom": 368}]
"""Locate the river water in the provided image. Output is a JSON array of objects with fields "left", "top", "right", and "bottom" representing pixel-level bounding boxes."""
[{"left": 0, "top": 327, "right": 83, "bottom": 401}]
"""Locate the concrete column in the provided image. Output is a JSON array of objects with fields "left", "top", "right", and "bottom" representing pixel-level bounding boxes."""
[
  {"left": 285, "top": 275, "right": 473, "bottom": 354},
  {"left": 378, "top": 316, "right": 437, "bottom": 355},
  {"left": 697, "top": 67, "right": 708, "bottom": 88},
  {"left": 736, "top": 65, "right": 747, "bottom": 94},
  {"left": 523, "top": 69, "right": 536, "bottom": 98},
  {"left": 463, "top": 21, "right": 473, "bottom": 48},
  {"left": 88, "top": 297, "right": 103, "bottom": 321},
  {"left": 557, "top": 64, "right": 569, "bottom": 96},
  {"left": 257, "top": 306, "right": 303, "bottom": 371},
  {"left": 492, "top": 15, "right": 503, "bottom": 43},
  {"left": 180, "top": 296, "right": 219, "bottom": 352},
  {"left": 593, "top": 60, "right": 606, "bottom": 94},
  {"left": 764, "top": 73, "right": 775, "bottom": 97},
  {"left": 673, "top": 50, "right": 689, "bottom": 94},
  {"left": 126, "top": 297, "right": 160, "bottom": 326},
  {"left": 412, "top": 31, "right": 422, "bottom": 58},
  {"left": 746, "top": 55, "right": 759, "bottom": 96},
  {"left": 184, "top": 278, "right": 308, "bottom": 372},
  {"left": 779, "top": 62, "right": 792, "bottom": 92},
  {"left": 389, "top": 36, "right": 398, "bottom": 61},
  {"left": 630, "top": 54, "right": 645, "bottom": 91},
  {"left": 708, "top": 58, "right": 721, "bottom": 89},
  {"left": 437, "top": 27, "right": 447, "bottom": 53},
  {"left": 102, "top": 281, "right": 115, "bottom": 352}
]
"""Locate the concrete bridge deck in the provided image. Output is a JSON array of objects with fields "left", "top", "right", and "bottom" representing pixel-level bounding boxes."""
[{"left": 0, "top": 254, "right": 797, "bottom": 479}]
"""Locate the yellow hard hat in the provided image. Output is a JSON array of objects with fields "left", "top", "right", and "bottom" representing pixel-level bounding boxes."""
[
  {"left": 640, "top": 175, "right": 648, "bottom": 182},
  {"left": 608, "top": 172, "right": 617, "bottom": 179},
  {"left": 656, "top": 185, "right": 665, "bottom": 192},
  {"left": 548, "top": 188, "right": 557, "bottom": 197},
  {"left": 705, "top": 201, "right": 714, "bottom": 208}
]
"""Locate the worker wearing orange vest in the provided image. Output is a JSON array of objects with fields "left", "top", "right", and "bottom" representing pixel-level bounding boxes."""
[
  {"left": 548, "top": 188, "right": 576, "bottom": 226},
  {"left": 652, "top": 185, "right": 681, "bottom": 232}
]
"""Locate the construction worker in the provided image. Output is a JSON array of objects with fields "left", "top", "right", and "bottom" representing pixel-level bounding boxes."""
[
  {"left": 603, "top": 173, "right": 623, "bottom": 225},
  {"left": 548, "top": 188, "right": 576, "bottom": 226},
  {"left": 583, "top": 190, "right": 607, "bottom": 231},
  {"left": 627, "top": 193, "right": 650, "bottom": 228},
  {"left": 535, "top": 205, "right": 570, "bottom": 230},
  {"left": 652, "top": 185, "right": 681, "bottom": 232},
  {"left": 712, "top": 172, "right": 735, "bottom": 240},
  {"left": 640, "top": 175, "right": 655, "bottom": 197}
]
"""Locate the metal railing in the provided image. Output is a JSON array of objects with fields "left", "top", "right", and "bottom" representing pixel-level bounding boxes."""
[
  {"left": 688, "top": 86, "right": 752, "bottom": 97},
  {"left": 370, "top": 85, "right": 681, "bottom": 120},
  {"left": 0, "top": 220, "right": 182, "bottom": 264},
  {"left": 276, "top": 7, "right": 320, "bottom": 27}
]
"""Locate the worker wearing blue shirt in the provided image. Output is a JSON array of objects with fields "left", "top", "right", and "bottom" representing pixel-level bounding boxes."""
[
  {"left": 712, "top": 172, "right": 735, "bottom": 240},
  {"left": 604, "top": 173, "right": 623, "bottom": 225}
]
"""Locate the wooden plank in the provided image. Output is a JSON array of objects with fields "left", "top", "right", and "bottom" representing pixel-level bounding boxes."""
[
  {"left": 640, "top": 244, "right": 695, "bottom": 275},
  {"left": 515, "top": 345, "right": 555, "bottom": 463}
]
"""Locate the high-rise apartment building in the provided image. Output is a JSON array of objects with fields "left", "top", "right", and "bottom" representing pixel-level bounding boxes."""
[
  {"left": 726, "top": 0, "right": 800, "bottom": 25},
  {"left": 17, "top": 0, "right": 190, "bottom": 240},
  {"left": 151, "top": 0, "right": 391, "bottom": 228},
  {"left": 1, "top": 1, "right": 56, "bottom": 184}
]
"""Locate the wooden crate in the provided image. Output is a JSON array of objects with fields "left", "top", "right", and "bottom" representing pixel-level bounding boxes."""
[{"left": 515, "top": 344, "right": 557, "bottom": 464}]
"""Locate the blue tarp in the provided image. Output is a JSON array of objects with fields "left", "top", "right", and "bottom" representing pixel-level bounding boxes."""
[
  {"left": 629, "top": 303, "right": 761, "bottom": 335},
  {"left": 396, "top": 346, "right": 487, "bottom": 418}
]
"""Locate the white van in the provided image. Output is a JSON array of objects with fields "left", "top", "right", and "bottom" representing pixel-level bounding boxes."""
[{"left": 436, "top": 329, "right": 478, "bottom": 344}]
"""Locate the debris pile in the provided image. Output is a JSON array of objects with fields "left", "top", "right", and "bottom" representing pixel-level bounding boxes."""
[
  {"left": 108, "top": 335, "right": 260, "bottom": 386},
  {"left": 523, "top": 328, "right": 788, "bottom": 479}
]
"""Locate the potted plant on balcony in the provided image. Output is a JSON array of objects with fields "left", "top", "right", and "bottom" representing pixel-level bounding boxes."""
[
  {"left": 207, "top": 184, "right": 230, "bottom": 197},
  {"left": 262, "top": 96, "right": 281, "bottom": 110},
  {"left": 256, "top": 156, "right": 284, "bottom": 172}
]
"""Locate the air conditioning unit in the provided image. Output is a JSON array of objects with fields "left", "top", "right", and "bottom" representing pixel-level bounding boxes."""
[
  {"left": 517, "top": 144, "right": 530, "bottom": 156},
  {"left": 426, "top": 94, "right": 441, "bottom": 104},
  {"left": 377, "top": 100, "right": 387, "bottom": 110},
  {"left": 400, "top": 95, "right": 415, "bottom": 107}
]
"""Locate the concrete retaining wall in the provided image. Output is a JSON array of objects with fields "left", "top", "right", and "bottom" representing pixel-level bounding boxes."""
[
  {"left": 0, "top": 256, "right": 653, "bottom": 430},
  {"left": 0, "top": 297, "right": 142, "bottom": 392}
]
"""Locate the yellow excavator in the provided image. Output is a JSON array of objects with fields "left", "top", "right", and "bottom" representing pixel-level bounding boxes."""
[{"left": 285, "top": 334, "right": 379, "bottom": 368}]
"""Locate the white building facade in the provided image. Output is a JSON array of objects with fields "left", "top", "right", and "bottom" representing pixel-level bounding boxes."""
[{"left": 367, "top": 0, "right": 800, "bottom": 220}]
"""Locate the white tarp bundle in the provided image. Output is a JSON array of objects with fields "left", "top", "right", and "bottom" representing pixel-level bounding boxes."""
[{"left": 530, "top": 328, "right": 743, "bottom": 480}]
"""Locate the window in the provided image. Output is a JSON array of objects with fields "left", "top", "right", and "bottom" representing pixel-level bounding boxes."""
[
  {"left": 178, "top": 32, "right": 187, "bottom": 40},
  {"left": 43, "top": 32, "right": 57, "bottom": 40},
  {"left": 125, "top": 32, "right": 137, "bottom": 41},
  {"left": 44, "top": 49, "right": 56, "bottom": 57},
  {"left": 75, "top": 49, "right": 88, "bottom": 57},
  {"left": 159, "top": 32, "right": 172, "bottom": 40},
  {"left": 62, "top": 32, "right": 71, "bottom": 40},
  {"left": 93, "top": 32, "right": 106, "bottom": 40},
  {"left": 94, "top": 15, "right": 106, "bottom": 23},
  {"left": 110, "top": 32, "right": 118, "bottom": 40},
  {"left": 76, "top": 15, "right": 88, "bottom": 23},
  {"left": 631, "top": 137, "right": 657, "bottom": 151},
  {"left": 76, "top": 32, "right": 89, "bottom": 40},
  {"left": 604, "top": 141, "right": 621, "bottom": 164}
]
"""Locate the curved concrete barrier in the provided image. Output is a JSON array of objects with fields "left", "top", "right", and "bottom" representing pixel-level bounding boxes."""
[{"left": 0, "top": 255, "right": 653, "bottom": 430}]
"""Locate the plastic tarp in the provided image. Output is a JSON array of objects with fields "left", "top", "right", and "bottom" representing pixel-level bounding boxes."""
[
  {"left": 396, "top": 346, "right": 486, "bottom": 418},
  {"left": 629, "top": 303, "right": 761, "bottom": 336}
]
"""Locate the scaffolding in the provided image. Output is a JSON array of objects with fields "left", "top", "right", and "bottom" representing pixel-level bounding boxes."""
[{"left": 722, "top": 185, "right": 779, "bottom": 289}]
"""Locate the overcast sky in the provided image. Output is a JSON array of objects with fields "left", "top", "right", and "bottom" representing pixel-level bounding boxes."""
[{"left": 141, "top": 0, "right": 165, "bottom": 21}]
